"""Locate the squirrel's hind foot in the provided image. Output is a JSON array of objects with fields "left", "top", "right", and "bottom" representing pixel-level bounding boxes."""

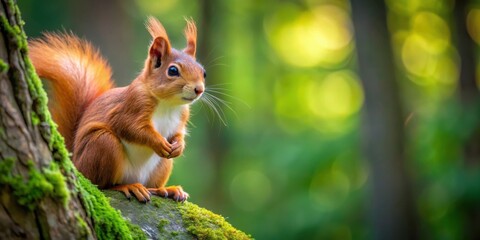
[
  {"left": 110, "top": 183, "right": 151, "bottom": 203},
  {"left": 148, "top": 186, "right": 189, "bottom": 202}
]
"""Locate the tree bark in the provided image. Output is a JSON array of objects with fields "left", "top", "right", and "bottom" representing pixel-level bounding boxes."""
[
  {"left": 453, "top": 0, "right": 480, "bottom": 238},
  {"left": 454, "top": 0, "right": 480, "bottom": 167},
  {"left": 0, "top": 0, "right": 93, "bottom": 238},
  {"left": 350, "top": 0, "right": 418, "bottom": 239}
]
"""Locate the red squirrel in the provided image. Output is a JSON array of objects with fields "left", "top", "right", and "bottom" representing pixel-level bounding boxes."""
[{"left": 28, "top": 17, "right": 205, "bottom": 202}]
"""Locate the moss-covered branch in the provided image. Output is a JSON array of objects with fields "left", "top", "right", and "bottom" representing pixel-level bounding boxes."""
[{"left": 105, "top": 191, "right": 251, "bottom": 240}]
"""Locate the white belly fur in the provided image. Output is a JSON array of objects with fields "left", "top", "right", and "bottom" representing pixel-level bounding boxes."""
[{"left": 120, "top": 103, "right": 185, "bottom": 185}]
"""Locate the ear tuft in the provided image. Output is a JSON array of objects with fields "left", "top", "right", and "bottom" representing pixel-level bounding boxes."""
[
  {"left": 146, "top": 17, "right": 171, "bottom": 66},
  {"left": 183, "top": 17, "right": 197, "bottom": 58},
  {"left": 146, "top": 16, "right": 169, "bottom": 40}
]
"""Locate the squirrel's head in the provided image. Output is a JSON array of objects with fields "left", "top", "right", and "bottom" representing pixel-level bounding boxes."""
[{"left": 143, "top": 17, "right": 205, "bottom": 105}]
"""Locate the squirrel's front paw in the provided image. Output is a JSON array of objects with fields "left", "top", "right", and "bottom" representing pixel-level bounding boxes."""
[
  {"left": 169, "top": 138, "right": 185, "bottom": 158},
  {"left": 148, "top": 186, "right": 189, "bottom": 202},
  {"left": 155, "top": 138, "right": 172, "bottom": 158}
]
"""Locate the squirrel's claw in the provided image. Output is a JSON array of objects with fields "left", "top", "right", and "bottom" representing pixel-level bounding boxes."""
[
  {"left": 110, "top": 183, "right": 151, "bottom": 203},
  {"left": 148, "top": 186, "right": 189, "bottom": 202}
]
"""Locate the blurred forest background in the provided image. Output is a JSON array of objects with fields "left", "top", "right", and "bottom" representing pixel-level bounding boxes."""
[{"left": 18, "top": 0, "right": 480, "bottom": 239}]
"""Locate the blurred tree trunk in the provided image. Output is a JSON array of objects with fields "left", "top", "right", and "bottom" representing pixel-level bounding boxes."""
[
  {"left": 0, "top": 0, "right": 93, "bottom": 238},
  {"left": 350, "top": 0, "right": 418, "bottom": 239},
  {"left": 69, "top": 0, "right": 134, "bottom": 85},
  {"left": 198, "top": 0, "right": 228, "bottom": 210},
  {"left": 454, "top": 0, "right": 480, "bottom": 165},
  {"left": 453, "top": 0, "right": 480, "bottom": 238},
  {"left": 456, "top": 0, "right": 479, "bottom": 106}
]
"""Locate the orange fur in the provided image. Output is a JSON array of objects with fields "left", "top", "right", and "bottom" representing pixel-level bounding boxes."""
[
  {"left": 146, "top": 16, "right": 170, "bottom": 40},
  {"left": 29, "top": 33, "right": 114, "bottom": 150},
  {"left": 29, "top": 17, "right": 204, "bottom": 202},
  {"left": 183, "top": 17, "right": 197, "bottom": 57}
]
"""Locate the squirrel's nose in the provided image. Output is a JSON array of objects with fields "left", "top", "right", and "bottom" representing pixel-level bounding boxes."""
[{"left": 194, "top": 85, "right": 204, "bottom": 95}]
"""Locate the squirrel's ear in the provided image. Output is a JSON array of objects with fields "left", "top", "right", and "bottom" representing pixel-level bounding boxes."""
[
  {"left": 183, "top": 18, "right": 197, "bottom": 58},
  {"left": 149, "top": 37, "right": 171, "bottom": 61},
  {"left": 146, "top": 17, "right": 171, "bottom": 67}
]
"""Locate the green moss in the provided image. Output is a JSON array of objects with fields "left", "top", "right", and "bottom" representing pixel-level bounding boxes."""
[
  {"left": 157, "top": 218, "right": 169, "bottom": 233},
  {"left": 126, "top": 220, "right": 147, "bottom": 240},
  {"left": 76, "top": 213, "right": 92, "bottom": 238},
  {"left": 31, "top": 111, "right": 40, "bottom": 125},
  {"left": 77, "top": 174, "right": 146, "bottom": 240},
  {"left": 0, "top": 16, "right": 25, "bottom": 51},
  {"left": 179, "top": 202, "right": 252, "bottom": 240},
  {"left": 0, "top": 59, "right": 8, "bottom": 73},
  {"left": 0, "top": 159, "right": 69, "bottom": 210},
  {"left": 0, "top": 158, "right": 16, "bottom": 180},
  {"left": 43, "top": 162, "right": 69, "bottom": 204},
  {"left": 0, "top": 126, "right": 4, "bottom": 139},
  {"left": 17, "top": 163, "right": 54, "bottom": 209},
  {"left": 107, "top": 191, "right": 252, "bottom": 239}
]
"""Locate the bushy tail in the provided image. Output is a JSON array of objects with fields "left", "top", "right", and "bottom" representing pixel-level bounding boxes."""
[{"left": 29, "top": 33, "right": 114, "bottom": 151}]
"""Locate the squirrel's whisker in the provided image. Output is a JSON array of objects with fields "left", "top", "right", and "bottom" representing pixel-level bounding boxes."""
[{"left": 201, "top": 96, "right": 227, "bottom": 126}]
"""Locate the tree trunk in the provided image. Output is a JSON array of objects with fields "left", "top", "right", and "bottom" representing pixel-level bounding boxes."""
[
  {"left": 0, "top": 0, "right": 93, "bottom": 238},
  {"left": 455, "top": 0, "right": 478, "bottom": 106},
  {"left": 453, "top": 0, "right": 480, "bottom": 238},
  {"left": 198, "top": 0, "right": 229, "bottom": 210},
  {"left": 350, "top": 0, "right": 418, "bottom": 239},
  {"left": 69, "top": 0, "right": 134, "bottom": 85}
]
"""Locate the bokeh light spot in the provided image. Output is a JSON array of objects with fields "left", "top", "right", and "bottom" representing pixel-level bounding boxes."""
[
  {"left": 265, "top": 4, "right": 353, "bottom": 68},
  {"left": 402, "top": 34, "right": 458, "bottom": 88},
  {"left": 411, "top": 12, "right": 450, "bottom": 54},
  {"left": 401, "top": 34, "right": 438, "bottom": 80},
  {"left": 230, "top": 170, "right": 272, "bottom": 211},
  {"left": 385, "top": 0, "right": 421, "bottom": 15},
  {"left": 332, "top": 157, "right": 369, "bottom": 190},
  {"left": 309, "top": 168, "right": 350, "bottom": 211},
  {"left": 467, "top": 8, "right": 480, "bottom": 45},
  {"left": 431, "top": 55, "right": 458, "bottom": 86},
  {"left": 401, "top": 11, "right": 458, "bottom": 90},
  {"left": 419, "top": 183, "right": 451, "bottom": 222},
  {"left": 307, "top": 70, "right": 364, "bottom": 120}
]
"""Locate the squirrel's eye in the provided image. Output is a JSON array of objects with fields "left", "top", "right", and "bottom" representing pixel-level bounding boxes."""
[
  {"left": 203, "top": 71, "right": 207, "bottom": 79},
  {"left": 167, "top": 66, "right": 180, "bottom": 77}
]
